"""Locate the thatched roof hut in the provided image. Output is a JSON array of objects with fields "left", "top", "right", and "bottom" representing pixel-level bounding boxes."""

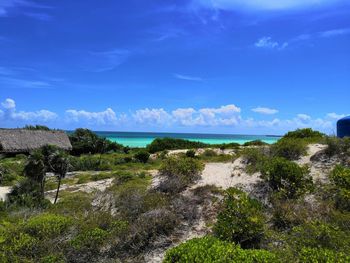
[{"left": 0, "top": 129, "right": 72, "bottom": 153}]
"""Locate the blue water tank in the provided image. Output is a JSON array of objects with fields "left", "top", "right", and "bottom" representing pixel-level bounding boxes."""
[{"left": 337, "top": 116, "right": 350, "bottom": 138}]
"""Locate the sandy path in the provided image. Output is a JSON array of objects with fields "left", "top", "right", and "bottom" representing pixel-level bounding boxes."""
[
  {"left": 295, "top": 144, "right": 330, "bottom": 182},
  {"left": 45, "top": 178, "right": 114, "bottom": 203},
  {"left": 194, "top": 158, "right": 261, "bottom": 190}
]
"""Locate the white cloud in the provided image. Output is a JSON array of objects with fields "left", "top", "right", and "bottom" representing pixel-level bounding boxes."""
[
  {"left": 1, "top": 98, "right": 15, "bottom": 109},
  {"left": 0, "top": 0, "right": 52, "bottom": 18},
  {"left": 255, "top": 37, "right": 288, "bottom": 50},
  {"left": 320, "top": 28, "right": 350, "bottom": 38},
  {"left": 88, "top": 49, "right": 130, "bottom": 72},
  {"left": 192, "top": 0, "right": 345, "bottom": 11},
  {"left": 0, "top": 98, "right": 57, "bottom": 122},
  {"left": 252, "top": 107, "right": 278, "bottom": 115},
  {"left": 174, "top": 73, "right": 203, "bottom": 82},
  {"left": 297, "top": 114, "right": 312, "bottom": 121},
  {"left": 326, "top": 112, "right": 347, "bottom": 119},
  {"left": 65, "top": 108, "right": 118, "bottom": 125},
  {"left": 133, "top": 108, "right": 172, "bottom": 125}
]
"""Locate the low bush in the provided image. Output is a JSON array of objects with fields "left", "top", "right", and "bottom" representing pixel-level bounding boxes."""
[
  {"left": 243, "top": 140, "right": 268, "bottom": 147},
  {"left": 325, "top": 137, "right": 350, "bottom": 157},
  {"left": 282, "top": 128, "right": 325, "bottom": 141},
  {"left": 271, "top": 138, "right": 307, "bottom": 160},
  {"left": 134, "top": 150, "right": 150, "bottom": 163},
  {"left": 158, "top": 156, "right": 204, "bottom": 194},
  {"left": 261, "top": 157, "right": 312, "bottom": 199},
  {"left": 330, "top": 165, "right": 350, "bottom": 211},
  {"left": 214, "top": 188, "right": 265, "bottom": 248},
  {"left": 24, "top": 213, "right": 72, "bottom": 239},
  {"left": 298, "top": 247, "right": 350, "bottom": 262},
  {"left": 241, "top": 147, "right": 269, "bottom": 173},
  {"left": 147, "top": 137, "right": 208, "bottom": 153},
  {"left": 163, "top": 236, "right": 277, "bottom": 263},
  {"left": 71, "top": 227, "right": 109, "bottom": 251},
  {"left": 186, "top": 149, "right": 196, "bottom": 158},
  {"left": 290, "top": 221, "right": 350, "bottom": 252}
]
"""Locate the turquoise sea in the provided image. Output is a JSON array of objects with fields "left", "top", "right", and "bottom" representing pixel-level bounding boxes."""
[{"left": 94, "top": 131, "right": 282, "bottom": 148}]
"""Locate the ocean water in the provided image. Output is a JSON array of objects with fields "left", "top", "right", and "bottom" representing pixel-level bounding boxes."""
[{"left": 94, "top": 131, "right": 281, "bottom": 148}]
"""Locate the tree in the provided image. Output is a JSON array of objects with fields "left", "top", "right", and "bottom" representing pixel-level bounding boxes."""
[
  {"left": 50, "top": 151, "right": 70, "bottom": 204},
  {"left": 24, "top": 150, "right": 46, "bottom": 198}
]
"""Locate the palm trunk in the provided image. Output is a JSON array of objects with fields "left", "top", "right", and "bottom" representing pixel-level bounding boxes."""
[{"left": 54, "top": 177, "right": 62, "bottom": 204}]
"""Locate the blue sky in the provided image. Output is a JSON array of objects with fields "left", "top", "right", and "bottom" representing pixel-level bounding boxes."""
[{"left": 0, "top": 0, "right": 349, "bottom": 135}]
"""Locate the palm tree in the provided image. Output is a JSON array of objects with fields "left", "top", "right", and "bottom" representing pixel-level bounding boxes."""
[
  {"left": 50, "top": 151, "right": 70, "bottom": 204},
  {"left": 24, "top": 150, "right": 46, "bottom": 198}
]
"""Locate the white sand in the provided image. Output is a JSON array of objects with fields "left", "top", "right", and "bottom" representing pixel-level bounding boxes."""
[
  {"left": 194, "top": 157, "right": 261, "bottom": 190},
  {"left": 0, "top": 186, "right": 11, "bottom": 201}
]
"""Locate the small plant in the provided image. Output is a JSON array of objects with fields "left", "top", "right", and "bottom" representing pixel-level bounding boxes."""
[
  {"left": 283, "top": 128, "right": 325, "bottom": 141},
  {"left": 163, "top": 236, "right": 277, "bottom": 263},
  {"left": 261, "top": 157, "right": 312, "bottom": 199},
  {"left": 330, "top": 165, "right": 350, "bottom": 211},
  {"left": 134, "top": 150, "right": 150, "bottom": 163},
  {"left": 271, "top": 138, "right": 307, "bottom": 160},
  {"left": 186, "top": 149, "right": 196, "bottom": 158},
  {"left": 243, "top": 140, "right": 268, "bottom": 146},
  {"left": 24, "top": 213, "right": 72, "bottom": 239},
  {"left": 158, "top": 156, "right": 204, "bottom": 193},
  {"left": 214, "top": 188, "right": 265, "bottom": 248}
]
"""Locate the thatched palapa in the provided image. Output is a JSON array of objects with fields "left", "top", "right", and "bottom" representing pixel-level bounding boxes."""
[{"left": 0, "top": 129, "right": 72, "bottom": 153}]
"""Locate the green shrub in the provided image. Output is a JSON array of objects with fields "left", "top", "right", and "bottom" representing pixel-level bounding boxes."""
[
  {"left": 290, "top": 221, "right": 350, "bottom": 252},
  {"left": 186, "top": 149, "right": 196, "bottom": 158},
  {"left": 158, "top": 157, "right": 204, "bottom": 193},
  {"left": 241, "top": 147, "right": 268, "bottom": 174},
  {"left": 134, "top": 150, "right": 150, "bottom": 163},
  {"left": 283, "top": 128, "right": 325, "bottom": 141},
  {"left": 202, "top": 149, "right": 217, "bottom": 157},
  {"left": 271, "top": 138, "right": 307, "bottom": 160},
  {"left": 214, "top": 188, "right": 265, "bottom": 248},
  {"left": 325, "top": 137, "right": 350, "bottom": 157},
  {"left": 261, "top": 157, "right": 312, "bottom": 199},
  {"left": 330, "top": 165, "right": 350, "bottom": 211},
  {"left": 71, "top": 227, "right": 109, "bottom": 250},
  {"left": 243, "top": 140, "right": 268, "bottom": 147},
  {"left": 298, "top": 247, "right": 350, "bottom": 263},
  {"left": 163, "top": 236, "right": 277, "bottom": 263},
  {"left": 147, "top": 137, "right": 208, "bottom": 153},
  {"left": 69, "top": 128, "right": 123, "bottom": 155},
  {"left": 24, "top": 213, "right": 72, "bottom": 239}
]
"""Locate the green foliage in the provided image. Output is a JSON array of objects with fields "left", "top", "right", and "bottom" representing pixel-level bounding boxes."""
[
  {"left": 261, "top": 157, "right": 312, "bottom": 199},
  {"left": 241, "top": 147, "right": 268, "bottom": 174},
  {"left": 69, "top": 128, "right": 123, "bottom": 155},
  {"left": 24, "top": 213, "right": 72, "bottom": 239},
  {"left": 202, "top": 149, "right": 217, "bottom": 157},
  {"left": 147, "top": 137, "right": 208, "bottom": 153},
  {"left": 0, "top": 156, "right": 26, "bottom": 186},
  {"left": 290, "top": 221, "right": 350, "bottom": 252},
  {"left": 325, "top": 137, "right": 350, "bottom": 157},
  {"left": 243, "top": 140, "right": 268, "bottom": 147},
  {"left": 134, "top": 150, "right": 150, "bottom": 163},
  {"left": 7, "top": 178, "right": 50, "bottom": 208},
  {"left": 298, "top": 247, "right": 350, "bottom": 263},
  {"left": 71, "top": 227, "right": 109, "bottom": 250},
  {"left": 330, "top": 165, "right": 350, "bottom": 211},
  {"left": 283, "top": 128, "right": 325, "bottom": 141},
  {"left": 163, "top": 236, "right": 277, "bottom": 263},
  {"left": 158, "top": 156, "right": 204, "bottom": 193},
  {"left": 24, "top": 125, "right": 51, "bottom": 131},
  {"left": 186, "top": 149, "right": 196, "bottom": 158},
  {"left": 214, "top": 188, "right": 265, "bottom": 248},
  {"left": 271, "top": 138, "right": 307, "bottom": 160}
]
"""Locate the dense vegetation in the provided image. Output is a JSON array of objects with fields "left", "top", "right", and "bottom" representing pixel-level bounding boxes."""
[
  {"left": 146, "top": 137, "right": 240, "bottom": 153},
  {"left": 68, "top": 128, "right": 124, "bottom": 155}
]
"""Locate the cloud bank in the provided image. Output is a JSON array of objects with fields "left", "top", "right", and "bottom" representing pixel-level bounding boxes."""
[{"left": 0, "top": 98, "right": 346, "bottom": 134}]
